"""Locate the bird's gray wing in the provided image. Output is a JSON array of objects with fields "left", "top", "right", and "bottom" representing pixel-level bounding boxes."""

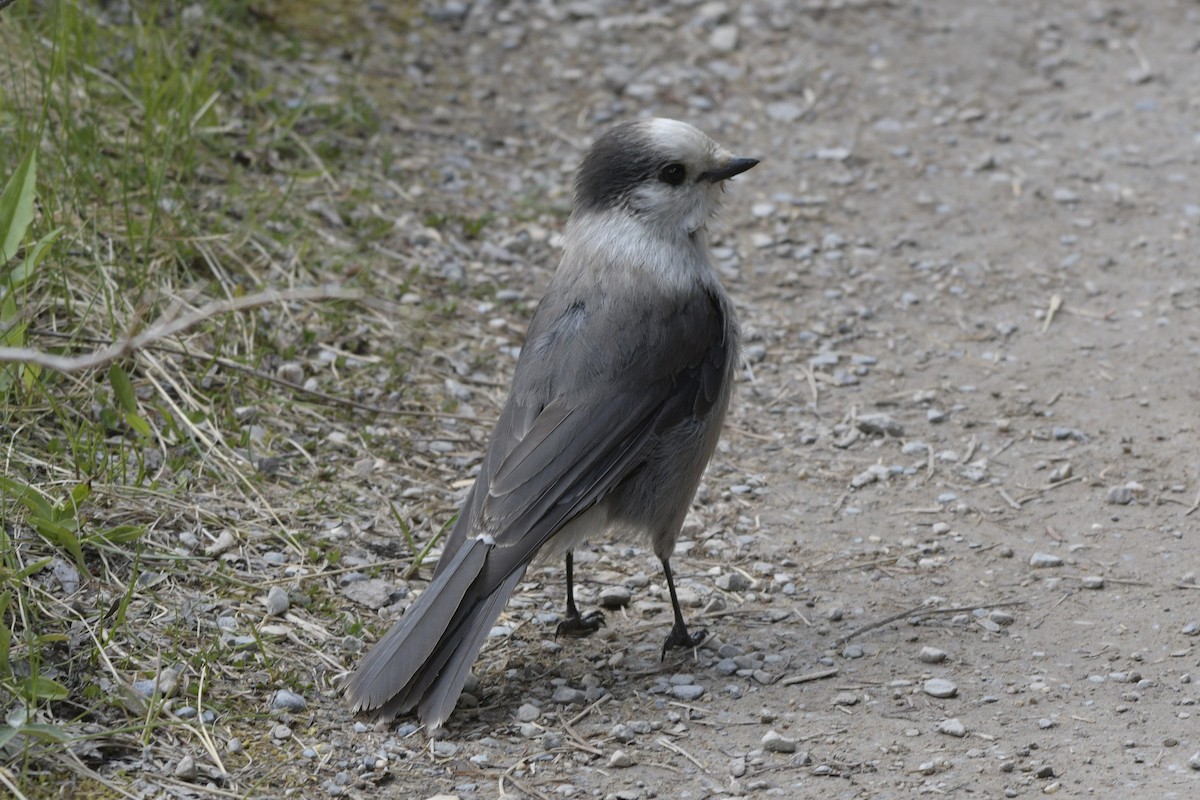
[
  {"left": 436, "top": 284, "right": 729, "bottom": 575},
  {"left": 478, "top": 284, "right": 732, "bottom": 553}
]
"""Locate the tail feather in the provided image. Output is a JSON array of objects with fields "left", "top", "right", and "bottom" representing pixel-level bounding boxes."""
[
  {"left": 418, "top": 570, "right": 523, "bottom": 727},
  {"left": 344, "top": 542, "right": 488, "bottom": 712},
  {"left": 344, "top": 540, "right": 529, "bottom": 728}
]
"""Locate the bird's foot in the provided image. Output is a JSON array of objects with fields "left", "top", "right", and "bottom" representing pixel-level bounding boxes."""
[
  {"left": 555, "top": 610, "right": 606, "bottom": 639},
  {"left": 660, "top": 622, "right": 707, "bottom": 660}
]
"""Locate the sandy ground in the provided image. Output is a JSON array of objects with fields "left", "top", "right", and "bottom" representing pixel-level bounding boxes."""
[{"left": 326, "top": 1, "right": 1200, "bottom": 797}]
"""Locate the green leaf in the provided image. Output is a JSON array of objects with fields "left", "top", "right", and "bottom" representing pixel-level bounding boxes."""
[
  {"left": 0, "top": 591, "right": 10, "bottom": 676},
  {"left": 85, "top": 524, "right": 147, "bottom": 545},
  {"left": 125, "top": 410, "right": 152, "bottom": 437},
  {"left": 0, "top": 726, "right": 16, "bottom": 750},
  {"left": 108, "top": 363, "right": 138, "bottom": 414},
  {"left": 0, "top": 148, "right": 37, "bottom": 264},
  {"left": 67, "top": 480, "right": 91, "bottom": 512},
  {"left": 31, "top": 517, "right": 86, "bottom": 568},
  {"left": 0, "top": 475, "right": 54, "bottom": 520},
  {"left": 22, "top": 675, "right": 69, "bottom": 702},
  {"left": 16, "top": 557, "right": 52, "bottom": 580},
  {"left": 5, "top": 225, "right": 62, "bottom": 288},
  {"left": 17, "top": 722, "right": 71, "bottom": 743}
]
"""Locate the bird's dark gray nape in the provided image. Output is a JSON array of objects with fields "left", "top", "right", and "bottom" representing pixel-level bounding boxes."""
[{"left": 573, "top": 122, "right": 661, "bottom": 213}]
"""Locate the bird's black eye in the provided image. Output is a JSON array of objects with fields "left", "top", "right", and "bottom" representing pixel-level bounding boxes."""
[{"left": 658, "top": 163, "right": 687, "bottom": 186}]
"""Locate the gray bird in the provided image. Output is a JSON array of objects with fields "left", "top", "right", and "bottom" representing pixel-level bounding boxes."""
[{"left": 344, "top": 118, "right": 757, "bottom": 728}]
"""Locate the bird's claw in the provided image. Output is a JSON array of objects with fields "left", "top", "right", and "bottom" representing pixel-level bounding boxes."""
[
  {"left": 660, "top": 623, "right": 707, "bottom": 660},
  {"left": 555, "top": 610, "right": 606, "bottom": 639}
]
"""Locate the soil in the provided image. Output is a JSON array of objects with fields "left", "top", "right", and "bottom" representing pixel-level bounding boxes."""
[{"left": 308, "top": 1, "right": 1200, "bottom": 797}]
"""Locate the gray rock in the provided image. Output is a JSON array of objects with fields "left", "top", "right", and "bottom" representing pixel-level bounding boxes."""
[
  {"left": 716, "top": 572, "right": 751, "bottom": 592},
  {"left": 611, "top": 723, "right": 636, "bottom": 743},
  {"left": 1029, "top": 552, "right": 1063, "bottom": 568},
  {"left": 709, "top": 24, "right": 739, "bottom": 52},
  {"left": 938, "top": 718, "right": 967, "bottom": 737},
  {"left": 551, "top": 686, "right": 586, "bottom": 705},
  {"left": 1106, "top": 485, "right": 1134, "bottom": 505},
  {"left": 762, "top": 729, "right": 796, "bottom": 753},
  {"left": 430, "top": 740, "right": 459, "bottom": 758},
  {"left": 271, "top": 689, "right": 307, "bottom": 712},
  {"left": 342, "top": 578, "right": 401, "bottom": 610},
  {"left": 598, "top": 586, "right": 632, "bottom": 609},
  {"left": 924, "top": 678, "right": 958, "bottom": 698},
  {"left": 516, "top": 703, "right": 541, "bottom": 723},
  {"left": 609, "top": 749, "right": 634, "bottom": 768},
  {"left": 1081, "top": 576, "right": 1105, "bottom": 590},
  {"left": 671, "top": 684, "right": 705, "bottom": 701},
  {"left": 265, "top": 586, "right": 290, "bottom": 616},
  {"left": 855, "top": 413, "right": 904, "bottom": 437},
  {"left": 174, "top": 754, "right": 197, "bottom": 780},
  {"left": 919, "top": 647, "right": 948, "bottom": 664},
  {"left": 766, "top": 101, "right": 803, "bottom": 123}
]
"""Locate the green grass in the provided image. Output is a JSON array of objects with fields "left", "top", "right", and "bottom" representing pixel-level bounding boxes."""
[{"left": 0, "top": 1, "right": 453, "bottom": 796}]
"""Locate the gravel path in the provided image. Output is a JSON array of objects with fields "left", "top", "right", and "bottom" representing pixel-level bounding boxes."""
[{"left": 276, "top": 2, "right": 1200, "bottom": 797}]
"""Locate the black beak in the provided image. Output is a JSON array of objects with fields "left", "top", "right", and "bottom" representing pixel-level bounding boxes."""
[{"left": 701, "top": 157, "right": 759, "bottom": 183}]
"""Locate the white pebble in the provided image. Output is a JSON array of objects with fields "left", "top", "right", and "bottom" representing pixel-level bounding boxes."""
[
  {"left": 919, "top": 647, "right": 948, "bottom": 664},
  {"left": 1029, "top": 552, "right": 1063, "bottom": 568},
  {"left": 761, "top": 729, "right": 796, "bottom": 753},
  {"left": 937, "top": 718, "right": 966, "bottom": 737},
  {"left": 924, "top": 678, "right": 958, "bottom": 698}
]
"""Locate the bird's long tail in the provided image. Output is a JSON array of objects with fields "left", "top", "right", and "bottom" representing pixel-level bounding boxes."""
[{"left": 343, "top": 540, "right": 523, "bottom": 728}]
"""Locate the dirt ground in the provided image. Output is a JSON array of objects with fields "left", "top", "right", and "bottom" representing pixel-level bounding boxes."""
[{"left": 317, "top": 1, "right": 1200, "bottom": 797}]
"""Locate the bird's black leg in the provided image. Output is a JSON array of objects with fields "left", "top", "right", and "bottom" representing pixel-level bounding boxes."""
[
  {"left": 660, "top": 557, "right": 706, "bottom": 659},
  {"left": 555, "top": 550, "right": 605, "bottom": 638}
]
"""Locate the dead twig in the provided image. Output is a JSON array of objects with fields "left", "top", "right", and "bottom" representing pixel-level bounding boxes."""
[
  {"left": 656, "top": 736, "right": 708, "bottom": 773},
  {"left": 1015, "top": 475, "right": 1084, "bottom": 505},
  {"left": 836, "top": 600, "right": 1026, "bottom": 646},
  {"left": 0, "top": 287, "right": 361, "bottom": 373},
  {"left": 781, "top": 667, "right": 839, "bottom": 686}
]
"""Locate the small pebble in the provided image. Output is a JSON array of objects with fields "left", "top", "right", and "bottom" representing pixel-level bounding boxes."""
[
  {"left": 551, "top": 686, "right": 586, "bottom": 705},
  {"left": 1081, "top": 576, "right": 1105, "bottom": 590},
  {"left": 175, "top": 754, "right": 197, "bottom": 780},
  {"left": 1106, "top": 486, "right": 1134, "bottom": 505},
  {"left": 924, "top": 678, "right": 958, "bottom": 698},
  {"left": 919, "top": 647, "right": 948, "bottom": 664},
  {"left": 1029, "top": 552, "right": 1063, "bottom": 568},
  {"left": 989, "top": 610, "right": 1015, "bottom": 626},
  {"left": 609, "top": 749, "right": 634, "bottom": 768},
  {"left": 516, "top": 703, "right": 541, "bottom": 723},
  {"left": 271, "top": 689, "right": 307, "bottom": 712},
  {"left": 938, "top": 718, "right": 966, "bottom": 737},
  {"left": 264, "top": 586, "right": 290, "bottom": 616},
  {"left": 716, "top": 572, "right": 751, "bottom": 592},
  {"left": 226, "top": 737, "right": 243, "bottom": 754},
  {"left": 671, "top": 684, "right": 705, "bottom": 701},
  {"left": 1189, "top": 751, "right": 1200, "bottom": 770},
  {"left": 430, "top": 740, "right": 459, "bottom": 758},
  {"left": 598, "top": 587, "right": 631, "bottom": 609},
  {"left": 762, "top": 729, "right": 796, "bottom": 753},
  {"left": 833, "top": 692, "right": 859, "bottom": 706},
  {"left": 272, "top": 724, "right": 292, "bottom": 740},
  {"left": 611, "top": 723, "right": 635, "bottom": 743}
]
